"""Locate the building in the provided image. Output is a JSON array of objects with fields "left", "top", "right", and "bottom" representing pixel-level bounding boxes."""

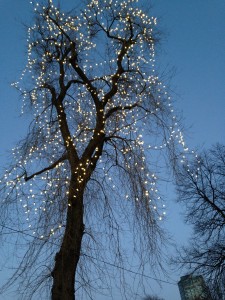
[{"left": 178, "top": 274, "right": 212, "bottom": 300}]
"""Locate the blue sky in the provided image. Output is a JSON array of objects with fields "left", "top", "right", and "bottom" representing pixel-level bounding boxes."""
[
  {"left": 154, "top": 0, "right": 225, "bottom": 149},
  {"left": 0, "top": 1, "right": 224, "bottom": 299}
]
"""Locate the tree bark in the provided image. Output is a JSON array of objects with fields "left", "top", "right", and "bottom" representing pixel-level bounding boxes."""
[{"left": 51, "top": 179, "right": 84, "bottom": 300}]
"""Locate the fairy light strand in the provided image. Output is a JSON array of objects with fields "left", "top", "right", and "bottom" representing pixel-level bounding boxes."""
[{"left": 3, "top": 0, "right": 197, "bottom": 240}]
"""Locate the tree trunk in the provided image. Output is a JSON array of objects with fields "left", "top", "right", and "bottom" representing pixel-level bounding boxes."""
[{"left": 51, "top": 181, "right": 84, "bottom": 300}]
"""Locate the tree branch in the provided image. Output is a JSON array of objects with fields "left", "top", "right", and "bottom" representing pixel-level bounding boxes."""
[
  {"left": 24, "top": 154, "right": 68, "bottom": 181},
  {"left": 105, "top": 102, "right": 139, "bottom": 119}
]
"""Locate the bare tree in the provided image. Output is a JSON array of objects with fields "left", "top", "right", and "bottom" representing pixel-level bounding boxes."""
[
  {"left": 0, "top": 0, "right": 184, "bottom": 299},
  {"left": 175, "top": 143, "right": 225, "bottom": 299}
]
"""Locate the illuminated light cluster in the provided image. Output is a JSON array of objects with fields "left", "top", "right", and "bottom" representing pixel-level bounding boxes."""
[{"left": 2, "top": 0, "right": 198, "bottom": 241}]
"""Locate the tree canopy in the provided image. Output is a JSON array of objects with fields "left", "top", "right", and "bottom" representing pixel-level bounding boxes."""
[{"left": 0, "top": 0, "right": 186, "bottom": 299}]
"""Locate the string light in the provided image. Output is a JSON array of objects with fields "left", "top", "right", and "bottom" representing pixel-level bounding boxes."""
[{"left": 3, "top": 0, "right": 196, "bottom": 241}]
